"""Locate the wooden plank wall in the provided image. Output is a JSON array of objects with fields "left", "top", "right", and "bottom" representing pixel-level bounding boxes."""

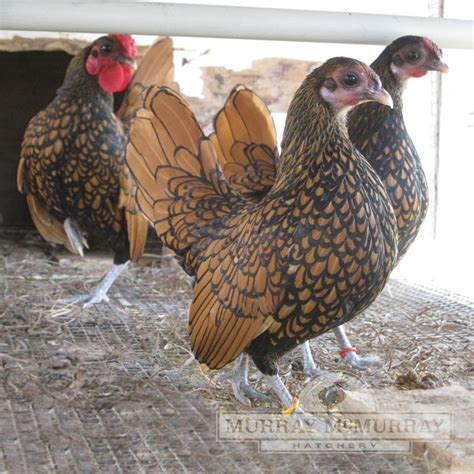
[
  {"left": 0, "top": 50, "right": 72, "bottom": 227},
  {"left": 0, "top": 49, "right": 126, "bottom": 228}
]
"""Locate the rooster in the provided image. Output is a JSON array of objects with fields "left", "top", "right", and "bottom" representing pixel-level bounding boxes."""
[
  {"left": 17, "top": 35, "right": 175, "bottom": 306},
  {"left": 127, "top": 57, "right": 397, "bottom": 411},
  {"left": 211, "top": 35, "right": 448, "bottom": 376}
]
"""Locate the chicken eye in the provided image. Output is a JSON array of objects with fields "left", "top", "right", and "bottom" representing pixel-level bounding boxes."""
[
  {"left": 343, "top": 73, "right": 358, "bottom": 87},
  {"left": 407, "top": 50, "right": 421, "bottom": 62},
  {"left": 101, "top": 43, "right": 113, "bottom": 55}
]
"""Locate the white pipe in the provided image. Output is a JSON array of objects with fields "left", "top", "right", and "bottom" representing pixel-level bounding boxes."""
[{"left": 0, "top": 1, "right": 472, "bottom": 49}]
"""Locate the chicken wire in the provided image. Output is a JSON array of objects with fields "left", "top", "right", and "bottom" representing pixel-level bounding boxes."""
[{"left": 0, "top": 236, "right": 472, "bottom": 472}]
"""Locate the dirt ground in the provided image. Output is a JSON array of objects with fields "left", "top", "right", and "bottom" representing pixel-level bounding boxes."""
[{"left": 1, "top": 230, "right": 473, "bottom": 473}]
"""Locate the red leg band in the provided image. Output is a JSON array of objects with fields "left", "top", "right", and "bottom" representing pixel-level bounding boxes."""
[{"left": 339, "top": 347, "right": 357, "bottom": 359}]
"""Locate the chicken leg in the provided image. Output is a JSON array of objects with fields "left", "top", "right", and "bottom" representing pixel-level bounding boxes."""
[
  {"left": 333, "top": 325, "right": 382, "bottom": 369},
  {"left": 302, "top": 325, "right": 381, "bottom": 377},
  {"left": 60, "top": 261, "right": 129, "bottom": 308},
  {"left": 264, "top": 374, "right": 326, "bottom": 431},
  {"left": 302, "top": 340, "right": 321, "bottom": 377},
  {"left": 231, "top": 354, "right": 271, "bottom": 405}
]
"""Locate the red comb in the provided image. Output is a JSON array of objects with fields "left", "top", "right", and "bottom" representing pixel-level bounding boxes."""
[
  {"left": 111, "top": 34, "right": 137, "bottom": 58},
  {"left": 422, "top": 37, "right": 442, "bottom": 58}
]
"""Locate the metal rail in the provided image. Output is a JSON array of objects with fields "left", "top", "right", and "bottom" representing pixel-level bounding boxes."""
[{"left": 1, "top": 1, "right": 472, "bottom": 48}]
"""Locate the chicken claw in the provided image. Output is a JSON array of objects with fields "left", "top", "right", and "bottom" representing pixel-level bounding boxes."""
[
  {"left": 263, "top": 374, "right": 325, "bottom": 431},
  {"left": 334, "top": 325, "right": 382, "bottom": 369},
  {"left": 60, "top": 262, "right": 129, "bottom": 308},
  {"left": 231, "top": 354, "right": 271, "bottom": 405},
  {"left": 341, "top": 351, "right": 382, "bottom": 369}
]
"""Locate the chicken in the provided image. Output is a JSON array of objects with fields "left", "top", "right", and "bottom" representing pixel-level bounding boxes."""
[
  {"left": 211, "top": 35, "right": 448, "bottom": 376},
  {"left": 210, "top": 85, "right": 381, "bottom": 374},
  {"left": 17, "top": 35, "right": 175, "bottom": 306},
  {"left": 127, "top": 57, "right": 397, "bottom": 412},
  {"left": 347, "top": 35, "right": 448, "bottom": 260}
]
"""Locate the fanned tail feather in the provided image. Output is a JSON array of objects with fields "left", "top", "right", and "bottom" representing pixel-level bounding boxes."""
[
  {"left": 210, "top": 85, "right": 278, "bottom": 201},
  {"left": 127, "top": 86, "right": 237, "bottom": 261},
  {"left": 117, "top": 37, "right": 178, "bottom": 261},
  {"left": 127, "top": 86, "right": 284, "bottom": 370},
  {"left": 116, "top": 37, "right": 178, "bottom": 123}
]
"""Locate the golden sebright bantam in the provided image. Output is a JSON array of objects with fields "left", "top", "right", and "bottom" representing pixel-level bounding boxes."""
[
  {"left": 18, "top": 36, "right": 175, "bottom": 306},
  {"left": 211, "top": 35, "right": 448, "bottom": 378},
  {"left": 127, "top": 57, "right": 397, "bottom": 412}
]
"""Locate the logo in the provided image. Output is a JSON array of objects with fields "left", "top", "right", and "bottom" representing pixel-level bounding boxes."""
[{"left": 216, "top": 370, "right": 453, "bottom": 453}]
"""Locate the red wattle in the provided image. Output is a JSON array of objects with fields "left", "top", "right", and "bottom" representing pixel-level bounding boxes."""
[
  {"left": 98, "top": 64, "right": 132, "bottom": 93},
  {"left": 86, "top": 55, "right": 99, "bottom": 75},
  {"left": 411, "top": 70, "right": 428, "bottom": 78},
  {"left": 120, "top": 64, "right": 132, "bottom": 90}
]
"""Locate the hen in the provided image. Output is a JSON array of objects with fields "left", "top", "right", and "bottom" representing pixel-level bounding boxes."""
[
  {"left": 17, "top": 35, "right": 175, "bottom": 306},
  {"left": 211, "top": 35, "right": 448, "bottom": 375},
  {"left": 127, "top": 57, "right": 397, "bottom": 411},
  {"left": 347, "top": 35, "right": 448, "bottom": 260}
]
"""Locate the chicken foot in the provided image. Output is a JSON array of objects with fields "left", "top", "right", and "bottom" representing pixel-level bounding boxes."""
[
  {"left": 230, "top": 354, "right": 326, "bottom": 429},
  {"left": 301, "top": 324, "right": 382, "bottom": 376},
  {"left": 265, "top": 374, "right": 299, "bottom": 410},
  {"left": 230, "top": 354, "right": 271, "bottom": 405},
  {"left": 333, "top": 325, "right": 382, "bottom": 368},
  {"left": 264, "top": 374, "right": 326, "bottom": 430},
  {"left": 60, "top": 261, "right": 129, "bottom": 308}
]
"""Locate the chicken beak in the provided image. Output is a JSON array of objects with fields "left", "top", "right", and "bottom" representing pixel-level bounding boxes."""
[
  {"left": 368, "top": 87, "right": 393, "bottom": 109},
  {"left": 429, "top": 59, "right": 449, "bottom": 74}
]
